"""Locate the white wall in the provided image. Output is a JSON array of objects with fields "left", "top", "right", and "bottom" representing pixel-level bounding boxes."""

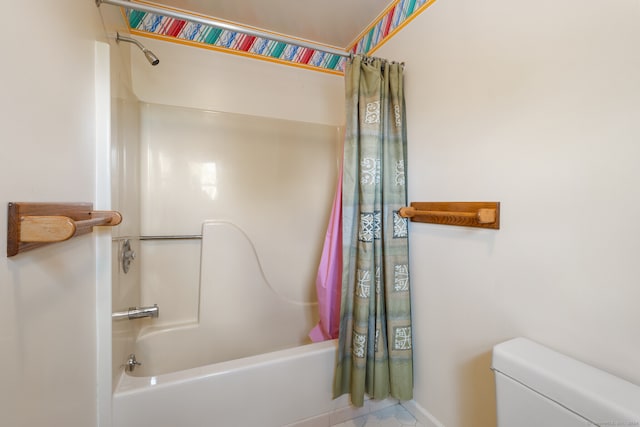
[
  {"left": 131, "top": 37, "right": 345, "bottom": 125},
  {"left": 0, "top": 2, "right": 123, "bottom": 427},
  {"left": 375, "top": 0, "right": 640, "bottom": 426}
]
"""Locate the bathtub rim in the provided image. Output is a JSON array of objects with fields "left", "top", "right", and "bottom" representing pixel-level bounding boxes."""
[{"left": 114, "top": 338, "right": 338, "bottom": 396}]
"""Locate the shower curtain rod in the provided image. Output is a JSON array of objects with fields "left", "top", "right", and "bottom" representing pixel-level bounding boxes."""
[{"left": 96, "top": 0, "right": 351, "bottom": 58}]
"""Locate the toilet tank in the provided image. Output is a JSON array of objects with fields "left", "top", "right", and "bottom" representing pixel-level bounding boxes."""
[{"left": 492, "top": 338, "right": 640, "bottom": 427}]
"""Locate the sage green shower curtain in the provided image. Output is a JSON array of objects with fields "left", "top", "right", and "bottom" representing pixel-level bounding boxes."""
[{"left": 334, "top": 55, "right": 413, "bottom": 407}]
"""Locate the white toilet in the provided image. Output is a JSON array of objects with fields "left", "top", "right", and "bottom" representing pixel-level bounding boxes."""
[{"left": 492, "top": 338, "right": 640, "bottom": 426}]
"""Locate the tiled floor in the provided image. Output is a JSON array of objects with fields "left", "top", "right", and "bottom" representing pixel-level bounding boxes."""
[{"left": 331, "top": 404, "right": 426, "bottom": 427}]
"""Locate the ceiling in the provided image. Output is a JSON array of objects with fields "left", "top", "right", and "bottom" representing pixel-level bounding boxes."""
[{"left": 142, "top": 0, "right": 394, "bottom": 48}]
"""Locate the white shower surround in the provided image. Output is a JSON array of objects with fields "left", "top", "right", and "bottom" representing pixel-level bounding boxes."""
[
  {"left": 113, "top": 221, "right": 402, "bottom": 426},
  {"left": 130, "top": 221, "right": 321, "bottom": 376},
  {"left": 112, "top": 104, "right": 351, "bottom": 425},
  {"left": 137, "top": 103, "right": 341, "bottom": 327}
]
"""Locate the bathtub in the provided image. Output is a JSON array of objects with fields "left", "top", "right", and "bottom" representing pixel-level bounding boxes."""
[
  {"left": 113, "top": 222, "right": 365, "bottom": 426},
  {"left": 113, "top": 340, "right": 346, "bottom": 427}
]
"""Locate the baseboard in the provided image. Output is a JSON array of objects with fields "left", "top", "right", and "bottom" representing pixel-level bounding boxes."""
[{"left": 401, "top": 400, "right": 446, "bottom": 427}]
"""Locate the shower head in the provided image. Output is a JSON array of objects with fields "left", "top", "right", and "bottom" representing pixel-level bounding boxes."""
[
  {"left": 116, "top": 33, "right": 160, "bottom": 66},
  {"left": 142, "top": 49, "right": 160, "bottom": 66}
]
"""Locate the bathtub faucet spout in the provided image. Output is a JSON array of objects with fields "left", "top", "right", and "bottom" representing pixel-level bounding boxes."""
[{"left": 112, "top": 304, "right": 159, "bottom": 321}]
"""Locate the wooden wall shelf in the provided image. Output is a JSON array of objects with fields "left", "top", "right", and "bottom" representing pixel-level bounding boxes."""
[
  {"left": 7, "top": 202, "right": 122, "bottom": 257},
  {"left": 399, "top": 202, "right": 500, "bottom": 229}
]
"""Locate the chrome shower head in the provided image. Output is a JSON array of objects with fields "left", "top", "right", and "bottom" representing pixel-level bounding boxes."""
[
  {"left": 142, "top": 49, "right": 160, "bottom": 66},
  {"left": 116, "top": 33, "right": 160, "bottom": 66}
]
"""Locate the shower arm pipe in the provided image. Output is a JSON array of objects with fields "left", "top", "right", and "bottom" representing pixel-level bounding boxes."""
[
  {"left": 96, "top": 0, "right": 350, "bottom": 58},
  {"left": 116, "top": 32, "right": 146, "bottom": 51}
]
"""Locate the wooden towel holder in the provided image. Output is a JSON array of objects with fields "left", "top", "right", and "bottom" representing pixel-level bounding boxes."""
[
  {"left": 7, "top": 202, "right": 122, "bottom": 257},
  {"left": 398, "top": 202, "right": 500, "bottom": 229}
]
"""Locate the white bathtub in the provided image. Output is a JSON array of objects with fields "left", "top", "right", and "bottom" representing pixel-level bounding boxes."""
[
  {"left": 114, "top": 222, "right": 365, "bottom": 426},
  {"left": 113, "top": 340, "right": 347, "bottom": 427}
]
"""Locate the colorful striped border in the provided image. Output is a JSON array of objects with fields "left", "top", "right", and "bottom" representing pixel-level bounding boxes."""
[
  {"left": 126, "top": 8, "right": 347, "bottom": 74},
  {"left": 124, "top": 0, "right": 437, "bottom": 74},
  {"left": 349, "top": 0, "right": 437, "bottom": 56}
]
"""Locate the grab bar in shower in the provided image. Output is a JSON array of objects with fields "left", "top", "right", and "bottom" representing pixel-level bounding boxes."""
[
  {"left": 139, "top": 235, "right": 202, "bottom": 241},
  {"left": 112, "top": 304, "right": 159, "bottom": 321}
]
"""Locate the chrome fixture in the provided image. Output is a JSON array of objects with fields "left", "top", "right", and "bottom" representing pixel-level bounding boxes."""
[
  {"left": 115, "top": 32, "right": 160, "bottom": 66},
  {"left": 139, "top": 234, "right": 202, "bottom": 241},
  {"left": 121, "top": 239, "right": 136, "bottom": 274},
  {"left": 112, "top": 304, "right": 159, "bottom": 321},
  {"left": 126, "top": 354, "right": 142, "bottom": 372}
]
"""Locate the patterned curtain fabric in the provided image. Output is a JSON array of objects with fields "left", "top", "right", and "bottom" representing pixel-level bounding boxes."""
[{"left": 334, "top": 55, "right": 413, "bottom": 407}]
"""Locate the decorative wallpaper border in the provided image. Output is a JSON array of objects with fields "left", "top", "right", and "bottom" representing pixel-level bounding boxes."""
[
  {"left": 127, "top": 7, "right": 347, "bottom": 74},
  {"left": 124, "top": 0, "right": 436, "bottom": 74},
  {"left": 349, "top": 0, "right": 437, "bottom": 56}
]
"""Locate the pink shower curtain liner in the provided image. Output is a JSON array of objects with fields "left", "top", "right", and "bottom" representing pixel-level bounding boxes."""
[{"left": 309, "top": 164, "right": 343, "bottom": 342}]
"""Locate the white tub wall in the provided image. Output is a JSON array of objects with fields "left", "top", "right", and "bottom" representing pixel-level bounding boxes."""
[
  {"left": 110, "top": 35, "right": 143, "bottom": 386},
  {"left": 132, "top": 44, "right": 344, "bottom": 327},
  {"left": 0, "top": 2, "right": 128, "bottom": 427},
  {"left": 138, "top": 239, "right": 202, "bottom": 325},
  {"left": 373, "top": 1, "right": 640, "bottom": 426},
  {"left": 110, "top": 40, "right": 142, "bottom": 241},
  {"left": 138, "top": 105, "right": 340, "bottom": 325},
  {"left": 130, "top": 221, "right": 324, "bottom": 377}
]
